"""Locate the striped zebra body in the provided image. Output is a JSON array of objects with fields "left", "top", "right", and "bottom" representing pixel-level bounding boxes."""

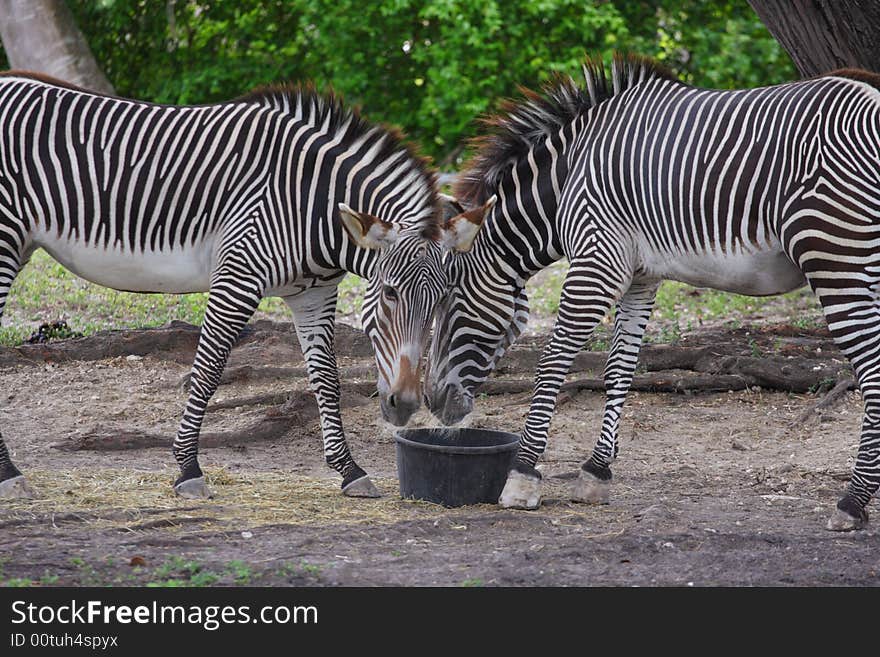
[
  {"left": 0, "top": 73, "right": 450, "bottom": 499},
  {"left": 426, "top": 54, "right": 880, "bottom": 530}
]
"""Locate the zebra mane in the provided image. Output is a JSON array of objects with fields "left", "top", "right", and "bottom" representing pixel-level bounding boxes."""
[
  {"left": 455, "top": 52, "right": 680, "bottom": 205},
  {"left": 238, "top": 82, "right": 367, "bottom": 140},
  {"left": 238, "top": 83, "right": 441, "bottom": 239}
]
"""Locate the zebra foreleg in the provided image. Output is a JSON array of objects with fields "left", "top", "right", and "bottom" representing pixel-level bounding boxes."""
[
  {"left": 0, "top": 235, "right": 34, "bottom": 499},
  {"left": 573, "top": 281, "right": 658, "bottom": 504},
  {"left": 172, "top": 271, "right": 264, "bottom": 498},
  {"left": 500, "top": 255, "right": 629, "bottom": 509},
  {"left": 284, "top": 287, "right": 379, "bottom": 498}
]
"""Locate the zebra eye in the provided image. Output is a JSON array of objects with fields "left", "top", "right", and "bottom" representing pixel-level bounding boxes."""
[{"left": 382, "top": 285, "right": 398, "bottom": 302}]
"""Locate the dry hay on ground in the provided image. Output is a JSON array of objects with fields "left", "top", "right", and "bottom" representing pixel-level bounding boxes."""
[{"left": 1, "top": 467, "right": 626, "bottom": 534}]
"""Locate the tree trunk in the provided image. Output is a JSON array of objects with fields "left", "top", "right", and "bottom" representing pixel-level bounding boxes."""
[
  {"left": 0, "top": 0, "right": 114, "bottom": 93},
  {"left": 748, "top": 0, "right": 880, "bottom": 76}
]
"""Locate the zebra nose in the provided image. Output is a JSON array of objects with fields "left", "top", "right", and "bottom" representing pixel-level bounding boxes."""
[{"left": 388, "top": 394, "right": 398, "bottom": 409}]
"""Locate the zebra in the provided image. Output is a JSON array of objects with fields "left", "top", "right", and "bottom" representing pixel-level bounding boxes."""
[
  {"left": 426, "top": 53, "right": 880, "bottom": 531},
  {"left": 0, "top": 72, "right": 480, "bottom": 501}
]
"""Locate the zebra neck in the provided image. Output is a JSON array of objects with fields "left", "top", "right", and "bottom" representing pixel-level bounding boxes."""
[
  {"left": 481, "top": 170, "right": 566, "bottom": 283},
  {"left": 483, "top": 124, "right": 574, "bottom": 282},
  {"left": 478, "top": 212, "right": 563, "bottom": 284},
  {"left": 341, "top": 245, "right": 379, "bottom": 281}
]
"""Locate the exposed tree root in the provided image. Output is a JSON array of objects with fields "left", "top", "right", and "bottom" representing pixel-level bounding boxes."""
[
  {"left": 790, "top": 377, "right": 856, "bottom": 427},
  {"left": 177, "top": 364, "right": 377, "bottom": 392},
  {"left": 12, "top": 321, "right": 858, "bottom": 453},
  {"left": 0, "top": 320, "right": 372, "bottom": 368}
]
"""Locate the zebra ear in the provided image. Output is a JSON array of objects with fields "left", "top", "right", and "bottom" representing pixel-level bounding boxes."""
[
  {"left": 439, "top": 193, "right": 466, "bottom": 223},
  {"left": 443, "top": 195, "right": 495, "bottom": 253},
  {"left": 338, "top": 203, "right": 399, "bottom": 250}
]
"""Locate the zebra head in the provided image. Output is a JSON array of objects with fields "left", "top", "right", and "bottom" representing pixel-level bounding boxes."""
[
  {"left": 425, "top": 196, "right": 529, "bottom": 425},
  {"left": 340, "top": 201, "right": 482, "bottom": 426}
]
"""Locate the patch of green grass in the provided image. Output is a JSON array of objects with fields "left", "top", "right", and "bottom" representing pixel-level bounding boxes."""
[
  {"left": 277, "top": 563, "right": 298, "bottom": 578},
  {"left": 189, "top": 570, "right": 221, "bottom": 586},
  {"left": 2, "top": 578, "right": 33, "bottom": 587},
  {"left": 460, "top": 577, "right": 484, "bottom": 587},
  {"left": 526, "top": 262, "right": 567, "bottom": 316},
  {"left": 656, "top": 282, "right": 776, "bottom": 324},
  {"left": 747, "top": 337, "right": 763, "bottom": 358},
  {"left": 153, "top": 556, "right": 194, "bottom": 579},
  {"left": 299, "top": 561, "right": 322, "bottom": 576},
  {"left": 654, "top": 321, "right": 682, "bottom": 345},
  {"left": 39, "top": 572, "right": 60, "bottom": 586},
  {"left": 337, "top": 275, "right": 367, "bottom": 316},
  {"left": 0, "top": 325, "right": 33, "bottom": 345},
  {"left": 146, "top": 579, "right": 188, "bottom": 588},
  {"left": 225, "top": 560, "right": 252, "bottom": 585},
  {"left": 809, "top": 376, "right": 838, "bottom": 394},
  {"left": 147, "top": 556, "right": 220, "bottom": 587},
  {"left": 792, "top": 314, "right": 824, "bottom": 331},
  {"left": 588, "top": 327, "right": 612, "bottom": 351},
  {"left": 69, "top": 557, "right": 100, "bottom": 585},
  {"left": 650, "top": 282, "right": 825, "bottom": 346},
  {"left": 524, "top": 262, "right": 823, "bottom": 345},
  {"left": 653, "top": 281, "right": 820, "bottom": 327},
  {"left": 274, "top": 561, "right": 322, "bottom": 581},
  {"left": 0, "top": 249, "right": 368, "bottom": 346}
]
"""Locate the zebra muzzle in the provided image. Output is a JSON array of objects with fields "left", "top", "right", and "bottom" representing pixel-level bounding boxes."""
[
  {"left": 380, "top": 390, "right": 421, "bottom": 426},
  {"left": 427, "top": 383, "right": 473, "bottom": 426}
]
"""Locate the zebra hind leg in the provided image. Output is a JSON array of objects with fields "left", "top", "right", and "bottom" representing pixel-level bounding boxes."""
[
  {"left": 172, "top": 270, "right": 264, "bottom": 498},
  {"left": 572, "top": 282, "right": 658, "bottom": 505},
  {"left": 825, "top": 367, "right": 878, "bottom": 531},
  {"left": 284, "top": 287, "right": 379, "bottom": 498},
  {"left": 807, "top": 285, "right": 880, "bottom": 530},
  {"left": 826, "top": 361, "right": 879, "bottom": 531}
]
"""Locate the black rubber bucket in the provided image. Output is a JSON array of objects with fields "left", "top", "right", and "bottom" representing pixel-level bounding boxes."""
[{"left": 394, "top": 428, "right": 519, "bottom": 507}]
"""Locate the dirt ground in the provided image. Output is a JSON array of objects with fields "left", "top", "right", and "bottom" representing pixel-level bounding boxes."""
[{"left": 0, "top": 321, "right": 878, "bottom": 587}]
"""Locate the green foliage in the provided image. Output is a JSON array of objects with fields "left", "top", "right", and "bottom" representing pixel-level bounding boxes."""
[
  {"left": 619, "top": 1, "right": 798, "bottom": 89},
  {"left": 47, "top": 1, "right": 798, "bottom": 164}
]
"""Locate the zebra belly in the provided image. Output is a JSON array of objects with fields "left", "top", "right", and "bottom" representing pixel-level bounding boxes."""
[
  {"left": 647, "top": 249, "right": 806, "bottom": 296},
  {"left": 33, "top": 231, "right": 215, "bottom": 294}
]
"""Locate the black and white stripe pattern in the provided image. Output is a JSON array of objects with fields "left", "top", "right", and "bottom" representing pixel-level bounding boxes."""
[
  {"left": 0, "top": 72, "right": 445, "bottom": 497},
  {"left": 427, "top": 53, "right": 880, "bottom": 528}
]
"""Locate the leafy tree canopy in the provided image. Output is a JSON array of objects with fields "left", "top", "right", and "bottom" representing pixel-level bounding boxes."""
[{"left": 2, "top": 0, "right": 797, "bottom": 165}]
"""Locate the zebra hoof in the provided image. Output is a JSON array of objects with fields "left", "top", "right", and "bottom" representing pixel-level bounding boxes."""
[
  {"left": 826, "top": 507, "right": 868, "bottom": 532},
  {"left": 174, "top": 476, "right": 214, "bottom": 499},
  {"left": 571, "top": 469, "right": 611, "bottom": 504},
  {"left": 498, "top": 470, "right": 542, "bottom": 509},
  {"left": 0, "top": 475, "right": 34, "bottom": 499},
  {"left": 342, "top": 475, "right": 381, "bottom": 498}
]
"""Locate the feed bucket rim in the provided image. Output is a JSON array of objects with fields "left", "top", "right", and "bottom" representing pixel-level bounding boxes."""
[{"left": 394, "top": 428, "right": 519, "bottom": 455}]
